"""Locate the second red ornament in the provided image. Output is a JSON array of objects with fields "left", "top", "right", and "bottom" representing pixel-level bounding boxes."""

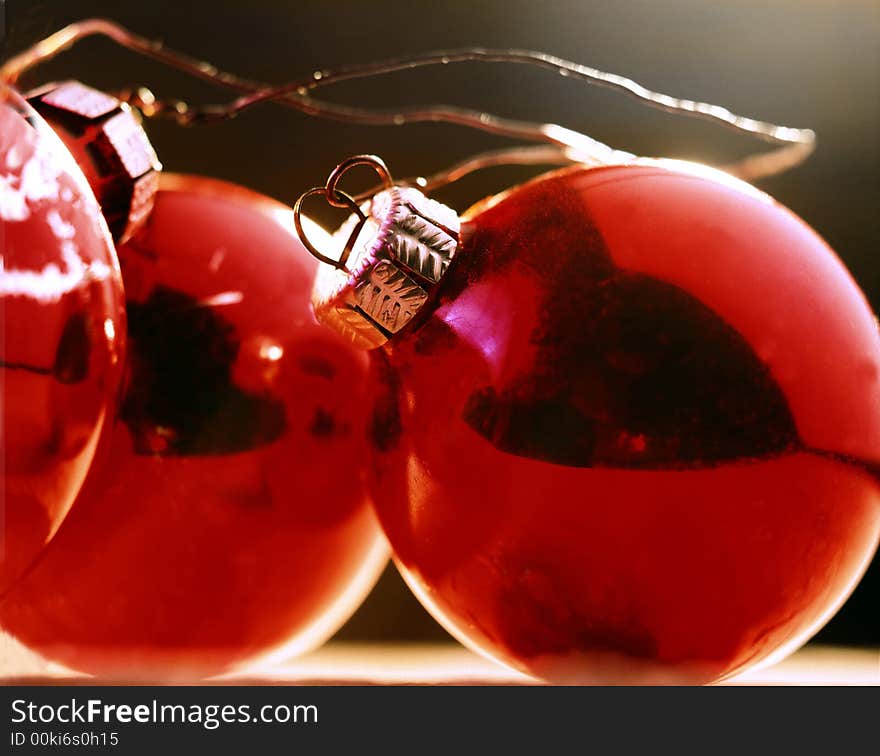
[
  {"left": 1, "top": 173, "right": 388, "bottom": 680},
  {"left": 306, "top": 156, "right": 880, "bottom": 684}
]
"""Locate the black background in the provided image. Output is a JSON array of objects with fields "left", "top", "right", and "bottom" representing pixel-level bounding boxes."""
[{"left": 2, "top": 0, "right": 878, "bottom": 647}]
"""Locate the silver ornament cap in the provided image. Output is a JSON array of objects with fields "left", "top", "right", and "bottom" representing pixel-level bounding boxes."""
[
  {"left": 27, "top": 80, "right": 162, "bottom": 243},
  {"left": 308, "top": 172, "right": 460, "bottom": 350}
]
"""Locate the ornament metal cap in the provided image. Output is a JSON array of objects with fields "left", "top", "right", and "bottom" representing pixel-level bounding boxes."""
[
  {"left": 299, "top": 156, "right": 460, "bottom": 350},
  {"left": 27, "top": 80, "right": 162, "bottom": 243}
]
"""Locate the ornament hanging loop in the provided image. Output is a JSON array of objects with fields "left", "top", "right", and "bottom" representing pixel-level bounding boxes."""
[
  {"left": 294, "top": 187, "right": 366, "bottom": 272},
  {"left": 325, "top": 154, "right": 393, "bottom": 207},
  {"left": 294, "top": 154, "right": 393, "bottom": 270}
]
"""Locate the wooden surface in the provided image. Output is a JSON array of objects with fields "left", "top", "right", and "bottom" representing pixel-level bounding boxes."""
[
  {"left": 231, "top": 643, "right": 880, "bottom": 686},
  {"left": 2, "top": 634, "right": 878, "bottom": 685}
]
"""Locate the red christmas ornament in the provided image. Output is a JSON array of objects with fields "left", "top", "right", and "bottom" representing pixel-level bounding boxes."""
[
  {"left": 309, "top": 157, "right": 880, "bottom": 684},
  {"left": 1, "top": 174, "right": 388, "bottom": 680},
  {"left": 0, "top": 86, "right": 125, "bottom": 593}
]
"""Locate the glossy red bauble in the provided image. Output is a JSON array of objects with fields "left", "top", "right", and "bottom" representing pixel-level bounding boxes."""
[
  {"left": 1, "top": 174, "right": 387, "bottom": 679},
  {"left": 1, "top": 87, "right": 125, "bottom": 593},
  {"left": 366, "top": 160, "right": 880, "bottom": 683}
]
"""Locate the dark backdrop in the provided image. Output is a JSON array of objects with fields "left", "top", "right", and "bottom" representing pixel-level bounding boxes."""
[{"left": 3, "top": 0, "right": 878, "bottom": 646}]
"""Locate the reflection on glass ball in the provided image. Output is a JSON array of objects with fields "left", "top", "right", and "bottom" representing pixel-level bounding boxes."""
[{"left": 1, "top": 86, "right": 125, "bottom": 593}]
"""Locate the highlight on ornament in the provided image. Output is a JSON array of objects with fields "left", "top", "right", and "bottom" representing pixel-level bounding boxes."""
[{"left": 1, "top": 17, "right": 877, "bottom": 685}]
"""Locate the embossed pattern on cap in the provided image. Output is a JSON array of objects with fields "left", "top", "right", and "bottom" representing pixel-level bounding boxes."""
[{"left": 312, "top": 186, "right": 460, "bottom": 349}]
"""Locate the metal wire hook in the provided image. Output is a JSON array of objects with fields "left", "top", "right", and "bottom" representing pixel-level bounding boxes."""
[
  {"left": 293, "top": 155, "right": 394, "bottom": 270},
  {"left": 293, "top": 185, "right": 368, "bottom": 272},
  {"left": 325, "top": 154, "right": 394, "bottom": 207}
]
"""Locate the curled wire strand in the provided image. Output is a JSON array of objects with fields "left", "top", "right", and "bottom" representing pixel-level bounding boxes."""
[
  {"left": 0, "top": 18, "right": 815, "bottom": 185},
  {"left": 348, "top": 145, "right": 593, "bottom": 201}
]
